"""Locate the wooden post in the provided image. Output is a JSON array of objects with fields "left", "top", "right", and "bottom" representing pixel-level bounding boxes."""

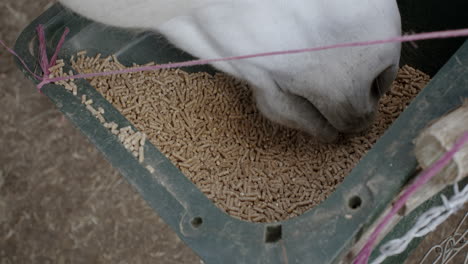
[
  {"left": 414, "top": 100, "right": 468, "bottom": 183},
  {"left": 406, "top": 100, "right": 468, "bottom": 213}
]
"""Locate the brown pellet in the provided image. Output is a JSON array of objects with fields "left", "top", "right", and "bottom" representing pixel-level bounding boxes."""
[
  {"left": 48, "top": 63, "right": 65, "bottom": 73},
  {"left": 138, "top": 146, "right": 144, "bottom": 163},
  {"left": 86, "top": 104, "right": 98, "bottom": 115},
  {"left": 145, "top": 165, "right": 155, "bottom": 173},
  {"left": 69, "top": 55, "right": 429, "bottom": 223},
  {"left": 77, "top": 50, "right": 87, "bottom": 56}
]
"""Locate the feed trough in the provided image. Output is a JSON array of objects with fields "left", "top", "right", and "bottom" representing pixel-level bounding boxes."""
[{"left": 14, "top": 1, "right": 468, "bottom": 263}]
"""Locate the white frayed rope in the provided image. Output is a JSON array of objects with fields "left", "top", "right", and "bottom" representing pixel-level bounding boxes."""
[{"left": 370, "top": 183, "right": 468, "bottom": 264}]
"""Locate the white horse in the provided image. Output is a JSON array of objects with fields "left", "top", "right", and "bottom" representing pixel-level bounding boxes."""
[{"left": 60, "top": 0, "right": 401, "bottom": 142}]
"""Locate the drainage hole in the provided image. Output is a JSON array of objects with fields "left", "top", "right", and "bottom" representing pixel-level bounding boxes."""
[
  {"left": 265, "top": 225, "right": 282, "bottom": 243},
  {"left": 348, "top": 196, "right": 362, "bottom": 210},
  {"left": 191, "top": 217, "right": 203, "bottom": 228}
]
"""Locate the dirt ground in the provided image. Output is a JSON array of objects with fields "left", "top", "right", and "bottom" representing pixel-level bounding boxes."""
[
  {"left": 0, "top": 1, "right": 200, "bottom": 263},
  {"left": 0, "top": 1, "right": 466, "bottom": 264}
]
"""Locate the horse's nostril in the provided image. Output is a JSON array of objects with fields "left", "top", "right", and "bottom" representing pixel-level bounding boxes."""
[
  {"left": 371, "top": 75, "right": 384, "bottom": 100},
  {"left": 370, "top": 65, "right": 394, "bottom": 100}
]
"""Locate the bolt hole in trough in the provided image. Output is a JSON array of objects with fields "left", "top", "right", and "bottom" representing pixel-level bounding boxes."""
[
  {"left": 348, "top": 196, "right": 363, "bottom": 210},
  {"left": 265, "top": 225, "right": 282, "bottom": 243},
  {"left": 191, "top": 216, "right": 203, "bottom": 228}
]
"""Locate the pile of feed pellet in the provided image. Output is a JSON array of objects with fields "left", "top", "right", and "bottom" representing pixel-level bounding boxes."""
[
  {"left": 49, "top": 55, "right": 152, "bottom": 172},
  {"left": 59, "top": 52, "right": 430, "bottom": 222}
]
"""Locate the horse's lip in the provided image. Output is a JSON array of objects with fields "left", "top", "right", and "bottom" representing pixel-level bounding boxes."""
[{"left": 319, "top": 106, "right": 377, "bottom": 134}]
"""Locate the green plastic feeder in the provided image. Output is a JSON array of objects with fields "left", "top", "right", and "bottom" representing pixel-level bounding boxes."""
[{"left": 13, "top": 1, "right": 468, "bottom": 263}]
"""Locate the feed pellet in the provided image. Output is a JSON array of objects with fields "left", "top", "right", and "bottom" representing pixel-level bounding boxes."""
[{"left": 51, "top": 52, "right": 430, "bottom": 222}]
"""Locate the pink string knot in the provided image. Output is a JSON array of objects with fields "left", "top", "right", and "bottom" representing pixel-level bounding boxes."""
[
  {"left": 0, "top": 24, "right": 69, "bottom": 90},
  {"left": 36, "top": 25, "right": 70, "bottom": 90}
]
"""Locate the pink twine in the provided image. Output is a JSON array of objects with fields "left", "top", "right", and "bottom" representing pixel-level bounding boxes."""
[
  {"left": 32, "top": 27, "right": 468, "bottom": 89},
  {"left": 36, "top": 25, "right": 51, "bottom": 77},
  {"left": 1, "top": 25, "right": 468, "bottom": 89},
  {"left": 36, "top": 25, "right": 69, "bottom": 82},
  {"left": 0, "top": 39, "right": 42, "bottom": 80},
  {"left": 0, "top": 25, "right": 69, "bottom": 85},
  {"left": 353, "top": 131, "right": 468, "bottom": 264},
  {"left": 48, "top": 27, "right": 70, "bottom": 69}
]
